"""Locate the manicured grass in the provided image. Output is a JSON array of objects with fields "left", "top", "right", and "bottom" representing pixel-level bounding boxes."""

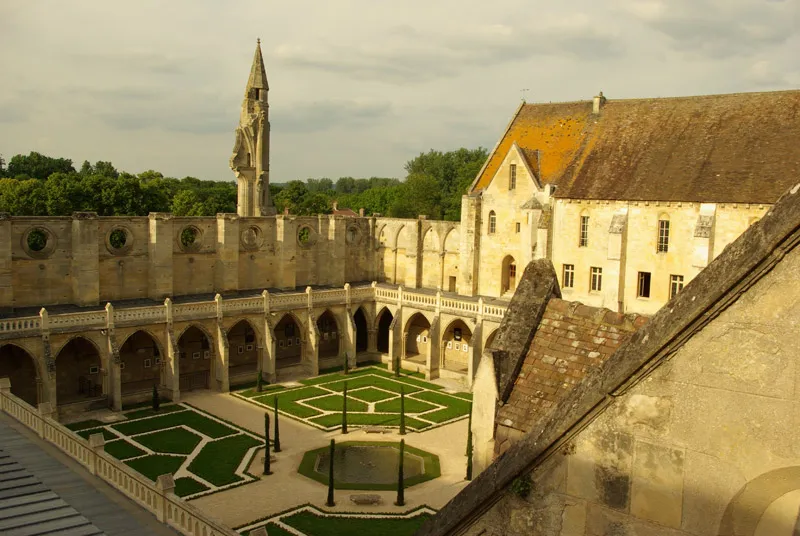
[
  {"left": 237, "top": 384, "right": 285, "bottom": 398},
  {"left": 283, "top": 510, "right": 433, "bottom": 536},
  {"left": 65, "top": 419, "right": 105, "bottom": 432},
  {"left": 308, "top": 413, "right": 431, "bottom": 430},
  {"left": 303, "top": 394, "right": 368, "bottom": 413},
  {"left": 255, "top": 386, "right": 329, "bottom": 419},
  {"left": 242, "top": 523, "right": 295, "bottom": 536},
  {"left": 112, "top": 411, "right": 236, "bottom": 438},
  {"left": 348, "top": 387, "right": 396, "bottom": 403},
  {"left": 126, "top": 454, "right": 184, "bottom": 482},
  {"left": 298, "top": 367, "right": 373, "bottom": 386},
  {"left": 451, "top": 392, "right": 473, "bottom": 401},
  {"left": 370, "top": 368, "right": 445, "bottom": 390},
  {"left": 188, "top": 434, "right": 261, "bottom": 486},
  {"left": 76, "top": 427, "right": 118, "bottom": 441},
  {"left": 374, "top": 397, "right": 438, "bottom": 414},
  {"left": 103, "top": 439, "right": 146, "bottom": 461},
  {"left": 411, "top": 390, "right": 472, "bottom": 422},
  {"left": 323, "top": 375, "right": 423, "bottom": 395},
  {"left": 124, "top": 404, "right": 184, "bottom": 420},
  {"left": 135, "top": 428, "right": 202, "bottom": 455},
  {"left": 174, "top": 477, "right": 210, "bottom": 498},
  {"left": 122, "top": 398, "right": 171, "bottom": 411}
]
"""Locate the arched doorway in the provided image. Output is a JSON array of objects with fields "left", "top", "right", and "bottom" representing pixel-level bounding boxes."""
[
  {"left": 228, "top": 320, "right": 259, "bottom": 379},
  {"left": 376, "top": 308, "right": 393, "bottom": 354},
  {"left": 275, "top": 314, "right": 302, "bottom": 369},
  {"left": 0, "top": 344, "right": 40, "bottom": 406},
  {"left": 501, "top": 255, "right": 517, "bottom": 295},
  {"left": 441, "top": 320, "right": 472, "bottom": 374},
  {"left": 404, "top": 313, "right": 431, "bottom": 365},
  {"left": 178, "top": 326, "right": 212, "bottom": 391},
  {"left": 55, "top": 337, "right": 102, "bottom": 405},
  {"left": 120, "top": 331, "right": 161, "bottom": 395},
  {"left": 354, "top": 308, "right": 368, "bottom": 353},
  {"left": 317, "top": 310, "right": 340, "bottom": 359}
]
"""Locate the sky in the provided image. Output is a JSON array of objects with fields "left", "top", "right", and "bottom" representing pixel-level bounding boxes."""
[{"left": 0, "top": 0, "right": 798, "bottom": 183}]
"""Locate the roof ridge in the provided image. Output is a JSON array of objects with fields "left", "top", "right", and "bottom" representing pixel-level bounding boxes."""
[{"left": 520, "top": 87, "right": 800, "bottom": 107}]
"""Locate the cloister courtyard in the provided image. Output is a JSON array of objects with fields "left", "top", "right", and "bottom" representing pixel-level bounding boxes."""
[{"left": 60, "top": 364, "right": 473, "bottom": 535}]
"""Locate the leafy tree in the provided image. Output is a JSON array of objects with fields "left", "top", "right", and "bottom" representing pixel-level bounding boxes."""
[
  {"left": 0, "top": 178, "right": 48, "bottom": 215},
  {"left": 7, "top": 151, "right": 75, "bottom": 180}
]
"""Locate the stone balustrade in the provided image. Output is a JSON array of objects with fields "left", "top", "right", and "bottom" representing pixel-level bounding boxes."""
[
  {"left": 0, "top": 283, "right": 506, "bottom": 339},
  {"left": 0, "top": 378, "right": 238, "bottom": 536}
]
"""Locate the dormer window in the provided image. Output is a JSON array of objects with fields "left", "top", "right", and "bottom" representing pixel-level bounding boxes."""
[{"left": 509, "top": 164, "right": 517, "bottom": 190}]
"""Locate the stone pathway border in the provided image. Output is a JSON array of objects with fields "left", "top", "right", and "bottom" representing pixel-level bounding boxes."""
[{"left": 235, "top": 503, "right": 437, "bottom": 535}]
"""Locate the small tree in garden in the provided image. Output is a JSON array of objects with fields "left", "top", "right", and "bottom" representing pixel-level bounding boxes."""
[
  {"left": 395, "top": 439, "right": 405, "bottom": 506},
  {"left": 256, "top": 369, "right": 263, "bottom": 392},
  {"left": 152, "top": 384, "right": 160, "bottom": 411},
  {"left": 399, "top": 386, "right": 406, "bottom": 436},
  {"left": 263, "top": 412, "right": 272, "bottom": 475},
  {"left": 326, "top": 439, "right": 336, "bottom": 506},
  {"left": 343, "top": 352, "right": 349, "bottom": 375},
  {"left": 341, "top": 381, "right": 348, "bottom": 434},
  {"left": 273, "top": 395, "right": 281, "bottom": 452},
  {"left": 465, "top": 402, "right": 473, "bottom": 481}
]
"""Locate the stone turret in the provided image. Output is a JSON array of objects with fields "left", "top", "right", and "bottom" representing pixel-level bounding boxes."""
[{"left": 231, "top": 39, "right": 276, "bottom": 217}]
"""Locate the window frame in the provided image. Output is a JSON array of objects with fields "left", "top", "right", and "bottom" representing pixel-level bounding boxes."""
[
  {"left": 657, "top": 219, "right": 670, "bottom": 253},
  {"left": 488, "top": 211, "right": 497, "bottom": 234},
  {"left": 590, "top": 266, "right": 602, "bottom": 292},
  {"left": 669, "top": 274, "right": 684, "bottom": 299},
  {"left": 579, "top": 215, "right": 589, "bottom": 247},
  {"left": 509, "top": 164, "right": 517, "bottom": 190},
  {"left": 562, "top": 264, "right": 575, "bottom": 288},
  {"left": 637, "top": 271, "right": 652, "bottom": 298}
]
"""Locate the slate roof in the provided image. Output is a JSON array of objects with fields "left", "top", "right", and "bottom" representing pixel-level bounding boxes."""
[
  {"left": 471, "top": 90, "right": 800, "bottom": 204},
  {"left": 417, "top": 180, "right": 800, "bottom": 535},
  {"left": 494, "top": 299, "right": 644, "bottom": 456}
]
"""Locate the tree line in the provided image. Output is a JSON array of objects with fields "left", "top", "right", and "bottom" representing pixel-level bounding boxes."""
[{"left": 0, "top": 146, "right": 488, "bottom": 221}]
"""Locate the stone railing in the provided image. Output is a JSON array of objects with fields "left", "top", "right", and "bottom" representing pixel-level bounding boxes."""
[
  {"left": 0, "top": 283, "right": 506, "bottom": 339},
  {"left": 0, "top": 378, "right": 238, "bottom": 536}
]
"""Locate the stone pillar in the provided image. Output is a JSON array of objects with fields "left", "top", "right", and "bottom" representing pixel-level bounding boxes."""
[
  {"left": 276, "top": 215, "right": 297, "bottom": 290},
  {"left": 215, "top": 214, "right": 240, "bottom": 293},
  {"left": 404, "top": 219, "right": 422, "bottom": 289},
  {"left": 164, "top": 299, "right": 180, "bottom": 402},
  {"left": 306, "top": 312, "right": 320, "bottom": 376},
  {"left": 426, "top": 318, "right": 440, "bottom": 380},
  {"left": 88, "top": 433, "right": 105, "bottom": 475},
  {"left": 105, "top": 304, "right": 123, "bottom": 411},
  {"left": 39, "top": 309, "right": 57, "bottom": 408},
  {"left": 344, "top": 308, "right": 356, "bottom": 363},
  {"left": 607, "top": 208, "right": 628, "bottom": 313},
  {"left": 459, "top": 195, "right": 481, "bottom": 296},
  {"left": 693, "top": 203, "right": 717, "bottom": 269},
  {"left": 148, "top": 213, "right": 174, "bottom": 300},
  {"left": 328, "top": 215, "right": 346, "bottom": 287},
  {"left": 387, "top": 314, "right": 401, "bottom": 372},
  {"left": 0, "top": 214, "right": 12, "bottom": 311},
  {"left": 472, "top": 353, "right": 499, "bottom": 476},
  {"left": 37, "top": 402, "right": 54, "bottom": 437},
  {"left": 71, "top": 212, "right": 100, "bottom": 306},
  {"left": 468, "top": 321, "right": 483, "bottom": 388},
  {"left": 367, "top": 328, "right": 378, "bottom": 353},
  {"left": 214, "top": 294, "right": 230, "bottom": 393},
  {"left": 155, "top": 474, "right": 175, "bottom": 523},
  {"left": 262, "top": 290, "right": 276, "bottom": 382},
  {"left": 0, "top": 377, "right": 10, "bottom": 411}
]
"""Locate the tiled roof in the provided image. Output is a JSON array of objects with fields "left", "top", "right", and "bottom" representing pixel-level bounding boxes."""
[
  {"left": 494, "top": 299, "right": 644, "bottom": 455},
  {"left": 472, "top": 90, "right": 800, "bottom": 204}
]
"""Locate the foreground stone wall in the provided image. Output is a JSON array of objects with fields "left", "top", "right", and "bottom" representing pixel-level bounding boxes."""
[{"left": 463, "top": 229, "right": 800, "bottom": 536}]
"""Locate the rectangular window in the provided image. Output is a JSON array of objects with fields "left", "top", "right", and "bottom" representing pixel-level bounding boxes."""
[
  {"left": 515, "top": 222, "right": 520, "bottom": 233},
  {"left": 670, "top": 274, "right": 684, "bottom": 299},
  {"left": 562, "top": 264, "right": 575, "bottom": 288},
  {"left": 590, "top": 267, "right": 602, "bottom": 292},
  {"left": 658, "top": 220, "right": 670, "bottom": 253},
  {"left": 637, "top": 271, "right": 651, "bottom": 298},
  {"left": 509, "top": 164, "right": 517, "bottom": 190},
  {"left": 579, "top": 216, "right": 589, "bottom": 247}
]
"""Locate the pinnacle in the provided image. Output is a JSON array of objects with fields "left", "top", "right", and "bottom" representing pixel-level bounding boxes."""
[{"left": 246, "top": 39, "right": 269, "bottom": 93}]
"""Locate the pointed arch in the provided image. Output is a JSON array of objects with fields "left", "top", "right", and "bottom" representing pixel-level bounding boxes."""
[
  {"left": 376, "top": 307, "right": 394, "bottom": 354},
  {"left": 501, "top": 255, "right": 517, "bottom": 295},
  {"left": 120, "top": 330, "right": 162, "bottom": 395},
  {"left": 421, "top": 227, "right": 440, "bottom": 289},
  {"left": 275, "top": 313, "right": 303, "bottom": 368},
  {"left": 353, "top": 307, "right": 369, "bottom": 353},
  {"left": 228, "top": 319, "right": 260, "bottom": 377},
  {"left": 404, "top": 312, "right": 431, "bottom": 362},
  {"left": 442, "top": 227, "right": 461, "bottom": 293},
  {"left": 55, "top": 336, "right": 103, "bottom": 405},
  {"left": 178, "top": 325, "right": 212, "bottom": 391},
  {"left": 316, "top": 309, "right": 340, "bottom": 359},
  {"left": 485, "top": 328, "right": 500, "bottom": 351},
  {"left": 441, "top": 319, "right": 473, "bottom": 373},
  {"left": 0, "top": 343, "right": 41, "bottom": 406},
  {"left": 394, "top": 225, "right": 410, "bottom": 285}
]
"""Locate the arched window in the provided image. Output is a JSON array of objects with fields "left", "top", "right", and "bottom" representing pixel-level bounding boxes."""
[
  {"left": 501, "top": 255, "right": 517, "bottom": 295},
  {"left": 488, "top": 211, "right": 497, "bottom": 234},
  {"left": 657, "top": 214, "right": 670, "bottom": 253}
]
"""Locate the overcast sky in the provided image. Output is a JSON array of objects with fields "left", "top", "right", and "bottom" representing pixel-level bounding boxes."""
[{"left": 0, "top": 0, "right": 798, "bottom": 183}]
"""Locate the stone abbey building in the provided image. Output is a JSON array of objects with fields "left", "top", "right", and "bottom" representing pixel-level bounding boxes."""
[{"left": 0, "top": 40, "right": 797, "bottom": 420}]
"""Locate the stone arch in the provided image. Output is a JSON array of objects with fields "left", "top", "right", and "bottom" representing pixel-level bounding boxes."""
[
  {"left": 54, "top": 336, "right": 103, "bottom": 405},
  {"left": 394, "top": 225, "right": 410, "bottom": 285},
  {"left": 501, "top": 255, "right": 517, "bottom": 295},
  {"left": 275, "top": 312, "right": 303, "bottom": 369},
  {"left": 0, "top": 343, "right": 42, "bottom": 406},
  {"left": 177, "top": 325, "right": 213, "bottom": 391},
  {"left": 442, "top": 227, "right": 461, "bottom": 293},
  {"left": 353, "top": 307, "right": 369, "bottom": 353},
  {"left": 404, "top": 312, "right": 431, "bottom": 363},
  {"left": 376, "top": 307, "right": 394, "bottom": 354},
  {"left": 485, "top": 328, "right": 500, "bottom": 351},
  {"left": 227, "top": 319, "right": 260, "bottom": 378},
  {"left": 441, "top": 319, "right": 473, "bottom": 373},
  {"left": 316, "top": 309, "right": 341, "bottom": 359},
  {"left": 421, "top": 227, "right": 440, "bottom": 289},
  {"left": 718, "top": 466, "right": 800, "bottom": 536},
  {"left": 119, "top": 330, "right": 163, "bottom": 395}
]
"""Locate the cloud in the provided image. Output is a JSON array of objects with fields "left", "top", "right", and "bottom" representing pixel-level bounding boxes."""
[
  {"left": 273, "top": 16, "right": 624, "bottom": 84},
  {"left": 618, "top": 0, "right": 800, "bottom": 58},
  {"left": 271, "top": 100, "right": 393, "bottom": 133}
]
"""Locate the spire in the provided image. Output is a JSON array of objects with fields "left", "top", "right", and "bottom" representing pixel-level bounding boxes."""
[{"left": 246, "top": 38, "right": 269, "bottom": 93}]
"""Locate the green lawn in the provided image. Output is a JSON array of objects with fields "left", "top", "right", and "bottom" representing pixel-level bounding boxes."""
[
  {"left": 411, "top": 391, "right": 472, "bottom": 423},
  {"left": 126, "top": 454, "right": 184, "bottom": 481},
  {"left": 308, "top": 413, "right": 431, "bottom": 430},
  {"left": 348, "top": 387, "right": 396, "bottom": 403},
  {"left": 283, "top": 510, "right": 432, "bottom": 536},
  {"left": 304, "top": 394, "right": 369, "bottom": 413},
  {"left": 76, "top": 427, "right": 118, "bottom": 441},
  {"left": 104, "top": 439, "right": 146, "bottom": 461},
  {"left": 374, "top": 397, "right": 438, "bottom": 414},
  {"left": 65, "top": 419, "right": 105, "bottom": 431},
  {"left": 135, "top": 428, "right": 202, "bottom": 455},
  {"left": 124, "top": 404, "right": 185, "bottom": 420},
  {"left": 188, "top": 434, "right": 261, "bottom": 486},
  {"left": 323, "top": 376, "right": 423, "bottom": 395},
  {"left": 174, "top": 477, "right": 210, "bottom": 497},
  {"left": 112, "top": 410, "right": 236, "bottom": 438}
]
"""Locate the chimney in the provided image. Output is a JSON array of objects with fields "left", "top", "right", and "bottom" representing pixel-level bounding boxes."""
[
  {"left": 332, "top": 200, "right": 338, "bottom": 211},
  {"left": 358, "top": 208, "right": 365, "bottom": 217},
  {"left": 593, "top": 91, "right": 606, "bottom": 114}
]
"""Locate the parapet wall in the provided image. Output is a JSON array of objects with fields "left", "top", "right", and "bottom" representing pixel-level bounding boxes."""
[{"left": 0, "top": 212, "right": 378, "bottom": 310}]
